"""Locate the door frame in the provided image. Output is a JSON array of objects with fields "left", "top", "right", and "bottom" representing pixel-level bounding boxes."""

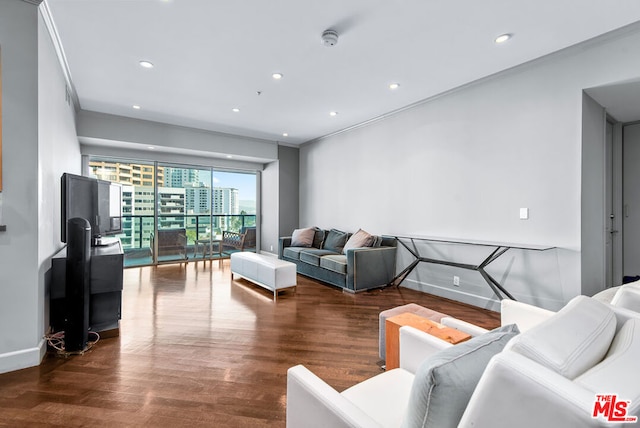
[{"left": 606, "top": 119, "right": 624, "bottom": 287}]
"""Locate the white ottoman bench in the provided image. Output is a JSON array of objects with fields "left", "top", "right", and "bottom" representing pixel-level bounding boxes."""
[{"left": 230, "top": 252, "right": 297, "bottom": 301}]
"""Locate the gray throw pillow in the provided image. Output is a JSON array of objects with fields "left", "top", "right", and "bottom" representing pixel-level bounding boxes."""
[
  {"left": 342, "top": 228, "right": 375, "bottom": 253},
  {"left": 401, "top": 324, "right": 520, "bottom": 428},
  {"left": 290, "top": 227, "right": 315, "bottom": 247},
  {"left": 312, "top": 227, "right": 325, "bottom": 248},
  {"left": 322, "top": 229, "right": 348, "bottom": 253}
]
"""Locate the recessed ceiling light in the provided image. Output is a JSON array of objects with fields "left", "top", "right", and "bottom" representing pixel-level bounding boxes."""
[
  {"left": 139, "top": 60, "right": 154, "bottom": 68},
  {"left": 282, "top": 133, "right": 288, "bottom": 137},
  {"left": 272, "top": 73, "right": 284, "bottom": 80},
  {"left": 132, "top": 105, "right": 141, "bottom": 109},
  {"left": 232, "top": 108, "right": 240, "bottom": 112},
  {"left": 494, "top": 33, "right": 512, "bottom": 44},
  {"left": 389, "top": 83, "right": 400, "bottom": 90},
  {"left": 147, "top": 146, "right": 155, "bottom": 150},
  {"left": 329, "top": 111, "right": 338, "bottom": 117},
  {"left": 226, "top": 155, "right": 233, "bottom": 159}
]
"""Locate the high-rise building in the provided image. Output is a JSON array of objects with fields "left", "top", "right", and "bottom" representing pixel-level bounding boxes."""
[
  {"left": 89, "top": 161, "right": 188, "bottom": 248},
  {"left": 89, "top": 160, "right": 164, "bottom": 187},
  {"left": 213, "top": 187, "right": 239, "bottom": 215},
  {"left": 184, "top": 183, "right": 211, "bottom": 215},
  {"left": 158, "top": 187, "right": 186, "bottom": 229},
  {"left": 164, "top": 167, "right": 198, "bottom": 188}
]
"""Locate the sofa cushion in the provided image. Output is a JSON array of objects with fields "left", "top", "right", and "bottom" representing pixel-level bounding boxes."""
[
  {"left": 282, "top": 247, "right": 307, "bottom": 261},
  {"left": 299, "top": 249, "right": 340, "bottom": 266},
  {"left": 291, "top": 227, "right": 316, "bottom": 247},
  {"left": 611, "top": 282, "right": 640, "bottom": 312},
  {"left": 343, "top": 228, "right": 375, "bottom": 253},
  {"left": 575, "top": 318, "right": 640, "bottom": 404},
  {"left": 402, "top": 324, "right": 520, "bottom": 428},
  {"left": 322, "top": 229, "right": 349, "bottom": 253},
  {"left": 320, "top": 254, "right": 348, "bottom": 274},
  {"left": 341, "top": 368, "right": 415, "bottom": 428},
  {"left": 505, "top": 295, "right": 616, "bottom": 379}
]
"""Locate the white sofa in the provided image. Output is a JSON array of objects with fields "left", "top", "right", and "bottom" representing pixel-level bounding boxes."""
[
  {"left": 398, "top": 299, "right": 555, "bottom": 374},
  {"left": 286, "top": 299, "right": 551, "bottom": 428},
  {"left": 286, "top": 296, "right": 640, "bottom": 428},
  {"left": 594, "top": 280, "right": 640, "bottom": 312}
]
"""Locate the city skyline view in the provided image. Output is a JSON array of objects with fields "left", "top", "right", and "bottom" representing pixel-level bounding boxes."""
[
  {"left": 90, "top": 160, "right": 257, "bottom": 214},
  {"left": 87, "top": 159, "right": 257, "bottom": 262}
]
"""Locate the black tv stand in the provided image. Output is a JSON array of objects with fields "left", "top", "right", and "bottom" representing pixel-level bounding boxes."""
[
  {"left": 50, "top": 241, "right": 124, "bottom": 336},
  {"left": 93, "top": 236, "right": 119, "bottom": 247}
]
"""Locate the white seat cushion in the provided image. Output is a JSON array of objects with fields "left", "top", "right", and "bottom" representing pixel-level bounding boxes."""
[{"left": 341, "top": 368, "right": 414, "bottom": 428}]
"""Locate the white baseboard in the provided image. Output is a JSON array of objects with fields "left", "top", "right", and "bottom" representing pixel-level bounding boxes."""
[
  {"left": 402, "top": 278, "right": 501, "bottom": 312},
  {"left": 0, "top": 339, "right": 46, "bottom": 374}
]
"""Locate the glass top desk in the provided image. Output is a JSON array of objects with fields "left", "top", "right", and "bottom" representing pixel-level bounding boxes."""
[{"left": 391, "top": 235, "right": 555, "bottom": 301}]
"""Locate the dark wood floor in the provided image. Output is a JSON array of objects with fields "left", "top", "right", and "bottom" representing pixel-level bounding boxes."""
[{"left": 0, "top": 259, "right": 499, "bottom": 427}]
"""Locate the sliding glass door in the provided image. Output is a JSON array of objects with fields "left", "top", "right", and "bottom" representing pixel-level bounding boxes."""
[
  {"left": 158, "top": 163, "right": 211, "bottom": 263},
  {"left": 89, "top": 159, "right": 159, "bottom": 267},
  {"left": 89, "top": 157, "right": 257, "bottom": 267}
]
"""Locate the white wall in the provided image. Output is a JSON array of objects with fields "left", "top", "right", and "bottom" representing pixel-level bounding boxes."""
[
  {"left": 0, "top": 1, "right": 80, "bottom": 374},
  {"left": 37, "top": 6, "right": 81, "bottom": 349},
  {"left": 0, "top": 0, "right": 42, "bottom": 373},
  {"left": 77, "top": 110, "right": 278, "bottom": 163},
  {"left": 300, "top": 25, "right": 640, "bottom": 311}
]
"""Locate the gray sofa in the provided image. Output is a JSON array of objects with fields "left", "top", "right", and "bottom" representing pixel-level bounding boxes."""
[{"left": 278, "top": 228, "right": 397, "bottom": 292}]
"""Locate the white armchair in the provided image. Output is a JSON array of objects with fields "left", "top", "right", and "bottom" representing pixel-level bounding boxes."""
[
  {"left": 287, "top": 297, "right": 640, "bottom": 428},
  {"left": 287, "top": 326, "right": 420, "bottom": 428},
  {"left": 458, "top": 296, "right": 640, "bottom": 427},
  {"left": 286, "top": 300, "right": 535, "bottom": 428},
  {"left": 400, "top": 299, "right": 555, "bottom": 373}
]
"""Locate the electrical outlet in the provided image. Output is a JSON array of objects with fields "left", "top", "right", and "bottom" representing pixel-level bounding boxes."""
[
  {"left": 453, "top": 276, "right": 460, "bottom": 286},
  {"left": 270, "top": 245, "right": 274, "bottom": 252}
]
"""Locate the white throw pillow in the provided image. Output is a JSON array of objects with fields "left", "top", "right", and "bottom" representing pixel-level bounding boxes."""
[
  {"left": 342, "top": 229, "right": 375, "bottom": 253},
  {"left": 290, "top": 227, "right": 315, "bottom": 247}
]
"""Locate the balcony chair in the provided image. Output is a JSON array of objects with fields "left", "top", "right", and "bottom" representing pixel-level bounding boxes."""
[
  {"left": 222, "top": 226, "right": 256, "bottom": 253},
  {"left": 150, "top": 228, "right": 188, "bottom": 263}
]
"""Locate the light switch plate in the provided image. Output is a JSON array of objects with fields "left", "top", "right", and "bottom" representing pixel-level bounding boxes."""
[{"left": 520, "top": 207, "right": 529, "bottom": 220}]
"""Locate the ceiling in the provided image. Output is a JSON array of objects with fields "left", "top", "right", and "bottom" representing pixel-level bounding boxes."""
[{"left": 46, "top": 0, "right": 640, "bottom": 146}]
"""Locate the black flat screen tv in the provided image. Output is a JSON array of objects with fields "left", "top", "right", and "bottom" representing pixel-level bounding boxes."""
[{"left": 61, "top": 173, "right": 122, "bottom": 244}]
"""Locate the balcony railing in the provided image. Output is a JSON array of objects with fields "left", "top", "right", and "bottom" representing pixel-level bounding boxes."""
[{"left": 115, "top": 213, "right": 257, "bottom": 267}]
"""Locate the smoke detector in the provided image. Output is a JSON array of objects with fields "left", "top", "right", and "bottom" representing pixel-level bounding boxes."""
[{"left": 321, "top": 29, "right": 339, "bottom": 47}]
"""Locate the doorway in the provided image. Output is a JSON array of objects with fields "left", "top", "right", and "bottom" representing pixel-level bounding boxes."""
[
  {"left": 605, "top": 120, "right": 623, "bottom": 288},
  {"left": 623, "top": 122, "right": 640, "bottom": 280}
]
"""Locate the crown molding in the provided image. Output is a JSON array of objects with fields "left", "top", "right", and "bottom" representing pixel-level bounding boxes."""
[{"left": 39, "top": 0, "right": 80, "bottom": 110}]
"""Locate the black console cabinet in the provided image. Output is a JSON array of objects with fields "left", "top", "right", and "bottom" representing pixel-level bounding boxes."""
[{"left": 50, "top": 241, "right": 124, "bottom": 335}]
